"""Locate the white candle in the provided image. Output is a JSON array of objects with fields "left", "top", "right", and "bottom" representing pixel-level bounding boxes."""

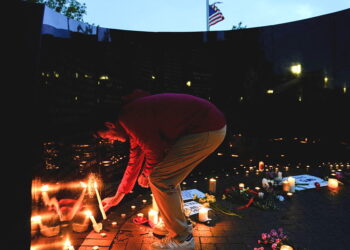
[
  {"left": 328, "top": 178, "right": 338, "bottom": 189},
  {"left": 142, "top": 199, "right": 147, "bottom": 204},
  {"left": 278, "top": 172, "right": 282, "bottom": 178},
  {"left": 258, "top": 192, "right": 264, "bottom": 199},
  {"left": 121, "top": 213, "right": 126, "bottom": 218},
  {"left": 41, "top": 185, "right": 50, "bottom": 206},
  {"left": 239, "top": 183, "right": 245, "bottom": 189},
  {"left": 111, "top": 221, "right": 117, "bottom": 227},
  {"left": 64, "top": 238, "right": 75, "bottom": 250},
  {"left": 148, "top": 209, "right": 159, "bottom": 226},
  {"left": 94, "top": 182, "right": 107, "bottom": 220},
  {"left": 258, "top": 161, "right": 264, "bottom": 171},
  {"left": 151, "top": 194, "right": 159, "bottom": 212},
  {"left": 262, "top": 178, "right": 269, "bottom": 189},
  {"left": 209, "top": 178, "right": 216, "bottom": 193},
  {"left": 282, "top": 180, "right": 290, "bottom": 192},
  {"left": 131, "top": 205, "right": 136, "bottom": 210},
  {"left": 280, "top": 245, "right": 293, "bottom": 250},
  {"left": 286, "top": 192, "right": 293, "bottom": 199},
  {"left": 288, "top": 177, "right": 295, "bottom": 192},
  {"left": 85, "top": 210, "right": 98, "bottom": 228},
  {"left": 198, "top": 207, "right": 209, "bottom": 222}
]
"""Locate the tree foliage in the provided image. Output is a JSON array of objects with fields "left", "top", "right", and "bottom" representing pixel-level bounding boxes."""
[
  {"left": 232, "top": 22, "right": 247, "bottom": 30},
  {"left": 23, "top": 0, "right": 87, "bottom": 21}
]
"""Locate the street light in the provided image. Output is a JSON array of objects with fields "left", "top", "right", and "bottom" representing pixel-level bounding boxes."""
[{"left": 290, "top": 64, "right": 302, "bottom": 76}]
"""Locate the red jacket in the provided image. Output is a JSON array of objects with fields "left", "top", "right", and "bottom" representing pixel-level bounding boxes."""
[{"left": 117, "top": 92, "right": 226, "bottom": 193}]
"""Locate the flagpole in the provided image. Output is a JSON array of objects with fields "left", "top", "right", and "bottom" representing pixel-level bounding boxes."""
[{"left": 206, "top": 0, "right": 209, "bottom": 31}]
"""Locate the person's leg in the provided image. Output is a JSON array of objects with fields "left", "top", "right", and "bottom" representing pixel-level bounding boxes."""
[{"left": 149, "top": 126, "right": 226, "bottom": 242}]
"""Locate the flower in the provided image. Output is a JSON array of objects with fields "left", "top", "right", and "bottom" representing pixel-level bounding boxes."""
[
  {"left": 270, "top": 229, "right": 278, "bottom": 237},
  {"left": 271, "top": 243, "right": 277, "bottom": 249},
  {"left": 261, "top": 233, "right": 267, "bottom": 240}
]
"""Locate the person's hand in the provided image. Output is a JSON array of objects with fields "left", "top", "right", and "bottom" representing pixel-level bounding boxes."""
[
  {"left": 102, "top": 192, "right": 125, "bottom": 212},
  {"left": 138, "top": 173, "right": 149, "bottom": 188}
]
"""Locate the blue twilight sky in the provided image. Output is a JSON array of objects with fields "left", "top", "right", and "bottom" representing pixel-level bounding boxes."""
[{"left": 80, "top": 0, "right": 349, "bottom": 32}]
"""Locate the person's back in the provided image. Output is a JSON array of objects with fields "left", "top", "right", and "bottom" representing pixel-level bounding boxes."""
[{"left": 119, "top": 93, "right": 226, "bottom": 145}]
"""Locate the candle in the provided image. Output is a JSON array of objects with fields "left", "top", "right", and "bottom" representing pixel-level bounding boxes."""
[
  {"left": 64, "top": 238, "right": 75, "bottom": 250},
  {"left": 239, "top": 183, "right": 245, "bottom": 189},
  {"left": 262, "top": 178, "right": 269, "bottom": 189},
  {"left": 137, "top": 213, "right": 144, "bottom": 219},
  {"left": 85, "top": 210, "right": 98, "bottom": 228},
  {"left": 131, "top": 205, "right": 136, "bottom": 210},
  {"left": 142, "top": 199, "right": 147, "bottom": 204},
  {"left": 258, "top": 192, "right": 264, "bottom": 199},
  {"left": 111, "top": 221, "right": 117, "bottom": 227},
  {"left": 148, "top": 209, "right": 159, "bottom": 226},
  {"left": 258, "top": 161, "right": 264, "bottom": 171},
  {"left": 255, "top": 187, "right": 261, "bottom": 191},
  {"left": 41, "top": 185, "right": 50, "bottom": 206},
  {"left": 288, "top": 177, "right": 295, "bottom": 192},
  {"left": 100, "top": 233, "right": 106, "bottom": 237},
  {"left": 277, "top": 172, "right": 282, "bottom": 179},
  {"left": 94, "top": 182, "right": 107, "bottom": 220},
  {"left": 92, "top": 246, "right": 99, "bottom": 250},
  {"left": 151, "top": 194, "right": 159, "bottom": 212},
  {"left": 280, "top": 245, "right": 293, "bottom": 250},
  {"left": 328, "top": 178, "right": 338, "bottom": 189},
  {"left": 209, "top": 178, "right": 216, "bottom": 193},
  {"left": 121, "top": 213, "right": 126, "bottom": 218},
  {"left": 198, "top": 207, "right": 209, "bottom": 222},
  {"left": 282, "top": 180, "right": 290, "bottom": 192},
  {"left": 286, "top": 192, "right": 293, "bottom": 199}
]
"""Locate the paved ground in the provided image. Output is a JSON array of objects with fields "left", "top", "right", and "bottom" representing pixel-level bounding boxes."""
[{"left": 31, "top": 162, "right": 350, "bottom": 250}]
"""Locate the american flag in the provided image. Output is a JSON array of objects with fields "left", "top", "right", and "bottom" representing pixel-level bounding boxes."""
[{"left": 208, "top": 3, "right": 225, "bottom": 26}]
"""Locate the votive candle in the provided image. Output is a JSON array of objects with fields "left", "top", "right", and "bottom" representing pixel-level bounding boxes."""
[
  {"left": 198, "top": 207, "right": 209, "bottom": 222},
  {"left": 328, "top": 178, "right": 338, "bottom": 189},
  {"left": 282, "top": 180, "right": 290, "bottom": 192},
  {"left": 288, "top": 177, "right": 295, "bottom": 192},
  {"left": 209, "top": 178, "right": 216, "bottom": 193}
]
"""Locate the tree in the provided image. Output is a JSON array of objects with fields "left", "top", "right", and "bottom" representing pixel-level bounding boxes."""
[
  {"left": 232, "top": 22, "right": 247, "bottom": 30},
  {"left": 23, "top": 0, "right": 87, "bottom": 21}
]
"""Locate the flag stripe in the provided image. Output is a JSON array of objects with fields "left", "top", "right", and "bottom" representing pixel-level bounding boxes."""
[{"left": 208, "top": 4, "right": 224, "bottom": 27}]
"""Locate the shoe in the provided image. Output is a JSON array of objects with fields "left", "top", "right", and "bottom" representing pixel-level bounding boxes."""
[
  {"left": 153, "top": 219, "right": 169, "bottom": 236},
  {"left": 150, "top": 234, "right": 195, "bottom": 249}
]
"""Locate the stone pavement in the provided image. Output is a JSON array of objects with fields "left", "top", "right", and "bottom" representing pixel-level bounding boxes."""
[{"left": 82, "top": 163, "right": 350, "bottom": 250}]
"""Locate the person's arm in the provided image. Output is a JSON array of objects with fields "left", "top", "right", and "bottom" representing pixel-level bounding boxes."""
[{"left": 117, "top": 138, "right": 145, "bottom": 193}]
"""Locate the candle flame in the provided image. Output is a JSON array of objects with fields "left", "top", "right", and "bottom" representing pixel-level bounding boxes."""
[
  {"left": 80, "top": 182, "right": 87, "bottom": 188},
  {"left": 85, "top": 210, "right": 92, "bottom": 216},
  {"left": 31, "top": 215, "right": 41, "bottom": 223},
  {"left": 64, "top": 238, "right": 72, "bottom": 248},
  {"left": 41, "top": 185, "right": 49, "bottom": 192}
]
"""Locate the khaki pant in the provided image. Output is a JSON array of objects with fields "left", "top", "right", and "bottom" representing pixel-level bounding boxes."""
[{"left": 149, "top": 125, "right": 226, "bottom": 241}]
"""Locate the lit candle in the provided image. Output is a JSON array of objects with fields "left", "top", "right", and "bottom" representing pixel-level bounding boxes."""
[
  {"left": 286, "top": 192, "right": 293, "bottom": 199},
  {"left": 92, "top": 246, "right": 99, "bottom": 250},
  {"left": 198, "top": 207, "right": 209, "bottom": 222},
  {"left": 111, "top": 221, "right": 117, "bottom": 227},
  {"left": 121, "top": 213, "right": 126, "bottom": 218},
  {"left": 255, "top": 187, "right": 261, "bottom": 191},
  {"left": 280, "top": 245, "right": 294, "bottom": 250},
  {"left": 85, "top": 210, "right": 98, "bottom": 228},
  {"left": 239, "top": 183, "right": 245, "bottom": 189},
  {"left": 41, "top": 185, "right": 50, "bottom": 206},
  {"left": 328, "top": 178, "right": 338, "bottom": 189},
  {"left": 151, "top": 194, "right": 159, "bottom": 212},
  {"left": 258, "top": 161, "right": 264, "bottom": 171},
  {"left": 258, "top": 192, "right": 264, "bottom": 199},
  {"left": 148, "top": 209, "right": 159, "bottom": 226},
  {"left": 282, "top": 180, "right": 290, "bottom": 192},
  {"left": 94, "top": 182, "right": 107, "bottom": 220},
  {"left": 142, "top": 199, "right": 147, "bottom": 204},
  {"left": 131, "top": 205, "right": 136, "bottom": 210},
  {"left": 137, "top": 213, "right": 144, "bottom": 219},
  {"left": 209, "top": 178, "right": 216, "bottom": 193},
  {"left": 64, "top": 237, "right": 75, "bottom": 250},
  {"left": 100, "top": 233, "right": 106, "bottom": 237},
  {"left": 288, "top": 177, "right": 295, "bottom": 193}
]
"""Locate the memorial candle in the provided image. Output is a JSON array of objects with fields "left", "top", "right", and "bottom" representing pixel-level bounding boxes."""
[
  {"left": 282, "top": 180, "right": 290, "bottom": 192},
  {"left": 288, "top": 177, "right": 295, "bottom": 192},
  {"left": 85, "top": 210, "right": 98, "bottom": 228},
  {"left": 198, "top": 207, "right": 209, "bottom": 222},
  {"left": 258, "top": 161, "right": 264, "bottom": 171},
  {"left": 209, "top": 178, "right": 216, "bottom": 193},
  {"left": 280, "top": 245, "right": 293, "bottom": 250},
  {"left": 94, "top": 182, "right": 107, "bottom": 220},
  {"left": 148, "top": 209, "right": 158, "bottom": 226},
  {"left": 328, "top": 178, "right": 338, "bottom": 189}
]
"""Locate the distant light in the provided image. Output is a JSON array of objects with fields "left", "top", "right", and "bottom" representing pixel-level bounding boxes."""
[
  {"left": 54, "top": 72, "right": 60, "bottom": 78},
  {"left": 75, "top": 96, "right": 78, "bottom": 101},
  {"left": 343, "top": 87, "right": 347, "bottom": 94},
  {"left": 290, "top": 64, "right": 302, "bottom": 76},
  {"left": 324, "top": 76, "right": 329, "bottom": 83},
  {"left": 151, "top": 75, "right": 156, "bottom": 80},
  {"left": 99, "top": 75, "right": 109, "bottom": 80},
  {"left": 217, "top": 152, "right": 223, "bottom": 156},
  {"left": 75, "top": 72, "right": 79, "bottom": 78},
  {"left": 231, "top": 154, "right": 239, "bottom": 158},
  {"left": 186, "top": 81, "right": 191, "bottom": 87},
  {"left": 298, "top": 95, "right": 302, "bottom": 102},
  {"left": 239, "top": 96, "right": 244, "bottom": 101},
  {"left": 266, "top": 89, "right": 274, "bottom": 94}
]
